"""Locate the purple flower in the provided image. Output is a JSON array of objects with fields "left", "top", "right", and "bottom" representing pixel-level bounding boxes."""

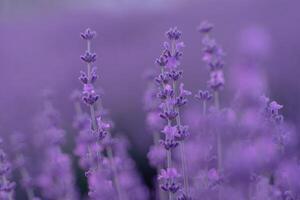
[
  {"left": 82, "top": 84, "right": 99, "bottom": 105},
  {"left": 157, "top": 84, "right": 174, "bottom": 100},
  {"left": 175, "top": 125, "right": 190, "bottom": 141},
  {"left": 160, "top": 125, "right": 179, "bottom": 150},
  {"left": 155, "top": 71, "right": 171, "bottom": 85},
  {"left": 175, "top": 83, "right": 192, "bottom": 107},
  {"left": 195, "top": 90, "right": 212, "bottom": 101},
  {"left": 208, "top": 69, "right": 225, "bottom": 91},
  {"left": 158, "top": 168, "right": 181, "bottom": 193},
  {"left": 79, "top": 71, "right": 88, "bottom": 84},
  {"left": 156, "top": 54, "right": 168, "bottom": 67},
  {"left": 168, "top": 69, "right": 183, "bottom": 81},
  {"left": 198, "top": 21, "right": 214, "bottom": 33},
  {"left": 81, "top": 28, "right": 96, "bottom": 40},
  {"left": 80, "top": 51, "right": 97, "bottom": 63},
  {"left": 165, "top": 27, "right": 182, "bottom": 40},
  {"left": 269, "top": 101, "right": 283, "bottom": 115}
]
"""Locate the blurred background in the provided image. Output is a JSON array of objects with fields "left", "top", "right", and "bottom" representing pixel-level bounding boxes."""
[{"left": 1, "top": 0, "right": 300, "bottom": 193}]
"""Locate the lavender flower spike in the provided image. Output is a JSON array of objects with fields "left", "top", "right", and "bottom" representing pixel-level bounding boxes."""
[
  {"left": 154, "top": 27, "right": 191, "bottom": 199},
  {"left": 79, "top": 28, "right": 124, "bottom": 200}
]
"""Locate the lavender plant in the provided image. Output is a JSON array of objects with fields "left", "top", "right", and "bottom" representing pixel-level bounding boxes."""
[
  {"left": 77, "top": 28, "right": 149, "bottom": 200},
  {"left": 153, "top": 27, "right": 192, "bottom": 200},
  {"left": 1, "top": 21, "right": 300, "bottom": 200}
]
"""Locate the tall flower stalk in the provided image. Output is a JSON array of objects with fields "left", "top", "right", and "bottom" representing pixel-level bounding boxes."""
[
  {"left": 144, "top": 69, "right": 166, "bottom": 200},
  {"left": 198, "top": 21, "right": 225, "bottom": 173},
  {"left": 79, "top": 28, "right": 123, "bottom": 200},
  {"left": 155, "top": 27, "right": 191, "bottom": 199}
]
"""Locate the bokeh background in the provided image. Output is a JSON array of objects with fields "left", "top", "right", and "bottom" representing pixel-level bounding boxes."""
[{"left": 1, "top": 0, "right": 300, "bottom": 195}]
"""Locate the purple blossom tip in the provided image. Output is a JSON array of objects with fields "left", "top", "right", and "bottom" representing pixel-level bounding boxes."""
[
  {"left": 165, "top": 27, "right": 182, "bottom": 41},
  {"left": 198, "top": 21, "right": 214, "bottom": 33},
  {"left": 158, "top": 168, "right": 181, "bottom": 193},
  {"left": 80, "top": 51, "right": 97, "bottom": 63},
  {"left": 82, "top": 84, "right": 99, "bottom": 105},
  {"left": 195, "top": 90, "right": 213, "bottom": 101},
  {"left": 80, "top": 28, "right": 96, "bottom": 40},
  {"left": 155, "top": 54, "right": 168, "bottom": 67}
]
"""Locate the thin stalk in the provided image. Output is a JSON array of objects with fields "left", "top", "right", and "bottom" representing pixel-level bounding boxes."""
[
  {"left": 153, "top": 132, "right": 164, "bottom": 200},
  {"left": 214, "top": 91, "right": 222, "bottom": 171},
  {"left": 166, "top": 118, "right": 173, "bottom": 200},
  {"left": 214, "top": 91, "right": 222, "bottom": 200},
  {"left": 167, "top": 149, "right": 172, "bottom": 200},
  {"left": 172, "top": 82, "right": 190, "bottom": 197},
  {"left": 106, "top": 144, "right": 124, "bottom": 200},
  {"left": 85, "top": 40, "right": 122, "bottom": 200},
  {"left": 203, "top": 101, "right": 207, "bottom": 116}
]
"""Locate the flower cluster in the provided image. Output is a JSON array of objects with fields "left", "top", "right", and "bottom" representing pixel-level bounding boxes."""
[
  {"left": 198, "top": 21, "right": 225, "bottom": 91},
  {"left": 76, "top": 28, "right": 149, "bottom": 200},
  {"left": 1, "top": 23, "right": 300, "bottom": 200},
  {"left": 153, "top": 27, "right": 192, "bottom": 199}
]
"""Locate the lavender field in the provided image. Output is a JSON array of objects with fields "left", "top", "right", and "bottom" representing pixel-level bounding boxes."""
[{"left": 1, "top": 0, "right": 300, "bottom": 200}]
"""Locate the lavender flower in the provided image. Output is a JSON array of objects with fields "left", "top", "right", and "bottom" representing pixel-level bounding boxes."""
[
  {"left": 197, "top": 21, "right": 214, "bottom": 33},
  {"left": 195, "top": 90, "right": 212, "bottom": 102},
  {"left": 81, "top": 51, "right": 97, "bottom": 63},
  {"left": 199, "top": 21, "right": 225, "bottom": 92},
  {"left": 77, "top": 28, "right": 149, "bottom": 200},
  {"left": 152, "top": 27, "right": 192, "bottom": 199},
  {"left": 80, "top": 28, "right": 96, "bottom": 40},
  {"left": 158, "top": 168, "right": 181, "bottom": 193}
]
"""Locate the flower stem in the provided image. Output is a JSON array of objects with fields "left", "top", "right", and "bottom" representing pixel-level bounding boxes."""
[
  {"left": 167, "top": 149, "right": 172, "bottom": 200},
  {"left": 173, "top": 82, "right": 190, "bottom": 197},
  {"left": 203, "top": 101, "right": 207, "bottom": 115},
  {"left": 85, "top": 38, "right": 123, "bottom": 200},
  {"left": 106, "top": 144, "right": 124, "bottom": 200},
  {"left": 153, "top": 133, "right": 165, "bottom": 200},
  {"left": 214, "top": 91, "right": 222, "bottom": 171},
  {"left": 214, "top": 91, "right": 222, "bottom": 200}
]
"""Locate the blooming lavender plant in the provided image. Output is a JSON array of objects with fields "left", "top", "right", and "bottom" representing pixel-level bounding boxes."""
[
  {"left": 153, "top": 27, "right": 192, "bottom": 200},
  {"left": 197, "top": 22, "right": 225, "bottom": 196},
  {"left": 77, "top": 28, "right": 149, "bottom": 200}
]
